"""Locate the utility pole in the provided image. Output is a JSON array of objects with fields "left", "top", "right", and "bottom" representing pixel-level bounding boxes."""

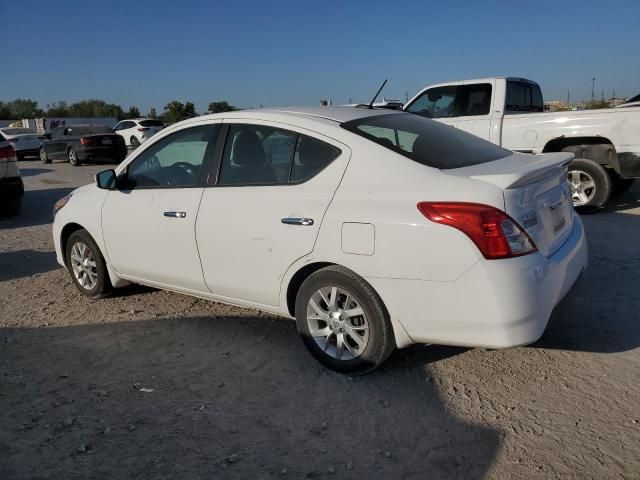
[
  {"left": 591, "top": 77, "right": 595, "bottom": 102},
  {"left": 405, "top": 91, "right": 409, "bottom": 104},
  {"left": 567, "top": 89, "right": 570, "bottom": 105},
  {"left": 601, "top": 89, "right": 604, "bottom": 102}
]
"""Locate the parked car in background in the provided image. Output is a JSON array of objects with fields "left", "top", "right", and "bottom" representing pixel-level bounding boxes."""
[
  {"left": 52, "top": 107, "right": 587, "bottom": 374},
  {"left": 113, "top": 118, "right": 164, "bottom": 148},
  {"left": 404, "top": 77, "right": 640, "bottom": 208},
  {"left": 0, "top": 142, "right": 24, "bottom": 216},
  {"left": 40, "top": 125, "right": 127, "bottom": 166},
  {"left": 616, "top": 93, "right": 640, "bottom": 108},
  {"left": 0, "top": 127, "right": 43, "bottom": 160}
]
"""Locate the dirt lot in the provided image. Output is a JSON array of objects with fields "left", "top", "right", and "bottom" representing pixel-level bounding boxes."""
[{"left": 1, "top": 158, "right": 639, "bottom": 479}]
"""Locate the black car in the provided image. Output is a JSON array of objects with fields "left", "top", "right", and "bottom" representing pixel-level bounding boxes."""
[{"left": 39, "top": 124, "right": 127, "bottom": 166}]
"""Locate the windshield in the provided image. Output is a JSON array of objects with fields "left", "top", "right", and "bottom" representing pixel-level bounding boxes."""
[
  {"left": 341, "top": 114, "right": 511, "bottom": 169},
  {"left": 75, "top": 125, "right": 113, "bottom": 135},
  {"left": 2, "top": 128, "right": 36, "bottom": 135},
  {"left": 139, "top": 120, "right": 164, "bottom": 127}
]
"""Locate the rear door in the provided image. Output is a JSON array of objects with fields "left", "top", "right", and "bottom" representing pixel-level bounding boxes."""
[{"left": 195, "top": 121, "right": 349, "bottom": 306}]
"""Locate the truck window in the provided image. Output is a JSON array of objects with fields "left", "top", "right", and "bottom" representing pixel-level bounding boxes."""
[
  {"left": 405, "top": 86, "right": 457, "bottom": 119},
  {"left": 506, "top": 81, "right": 543, "bottom": 112},
  {"left": 406, "top": 83, "right": 492, "bottom": 118}
]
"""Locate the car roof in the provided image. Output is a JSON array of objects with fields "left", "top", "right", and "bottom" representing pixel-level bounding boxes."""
[{"left": 198, "top": 106, "right": 404, "bottom": 125}]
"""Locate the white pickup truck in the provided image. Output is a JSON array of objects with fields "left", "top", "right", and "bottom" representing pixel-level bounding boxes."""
[{"left": 404, "top": 77, "right": 640, "bottom": 208}]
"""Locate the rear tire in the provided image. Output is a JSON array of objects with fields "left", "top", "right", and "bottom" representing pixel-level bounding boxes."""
[
  {"left": 130, "top": 136, "right": 140, "bottom": 148},
  {"left": 295, "top": 265, "right": 395, "bottom": 375},
  {"left": 40, "top": 147, "right": 51, "bottom": 164},
  {"left": 65, "top": 229, "right": 112, "bottom": 298},
  {"left": 567, "top": 158, "right": 611, "bottom": 211},
  {"left": 68, "top": 147, "right": 80, "bottom": 166}
]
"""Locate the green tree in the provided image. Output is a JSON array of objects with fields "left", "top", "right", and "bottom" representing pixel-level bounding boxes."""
[
  {"left": 207, "top": 101, "right": 236, "bottom": 113},
  {"left": 585, "top": 100, "right": 609, "bottom": 110},
  {"left": 148, "top": 108, "right": 157, "bottom": 119},
  {"left": 0, "top": 99, "right": 43, "bottom": 119},
  {"left": 162, "top": 101, "right": 198, "bottom": 123},
  {"left": 125, "top": 106, "right": 141, "bottom": 118},
  {"left": 46, "top": 101, "right": 69, "bottom": 117}
]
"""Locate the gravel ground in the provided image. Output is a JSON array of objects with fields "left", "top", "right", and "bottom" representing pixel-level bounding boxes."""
[{"left": 1, "top": 158, "right": 639, "bottom": 479}]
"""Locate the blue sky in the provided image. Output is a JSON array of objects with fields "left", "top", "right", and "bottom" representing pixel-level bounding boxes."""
[{"left": 2, "top": 0, "right": 639, "bottom": 113}]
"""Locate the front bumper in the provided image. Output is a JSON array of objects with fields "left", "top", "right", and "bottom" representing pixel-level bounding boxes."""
[
  {"left": 368, "top": 217, "right": 588, "bottom": 348},
  {"left": 0, "top": 176, "right": 24, "bottom": 201}
]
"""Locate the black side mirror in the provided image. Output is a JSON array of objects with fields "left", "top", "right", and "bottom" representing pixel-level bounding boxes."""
[{"left": 96, "top": 169, "right": 117, "bottom": 190}]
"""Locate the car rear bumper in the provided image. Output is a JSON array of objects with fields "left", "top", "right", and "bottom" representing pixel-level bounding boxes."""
[
  {"left": 0, "top": 176, "right": 25, "bottom": 200},
  {"left": 78, "top": 145, "right": 127, "bottom": 162},
  {"left": 368, "top": 216, "right": 588, "bottom": 348}
]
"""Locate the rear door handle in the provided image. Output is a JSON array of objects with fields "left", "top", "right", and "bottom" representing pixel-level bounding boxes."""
[
  {"left": 164, "top": 211, "right": 187, "bottom": 218},
  {"left": 281, "top": 217, "right": 314, "bottom": 226}
]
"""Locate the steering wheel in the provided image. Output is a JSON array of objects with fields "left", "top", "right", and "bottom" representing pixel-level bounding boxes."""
[{"left": 167, "top": 161, "right": 197, "bottom": 186}]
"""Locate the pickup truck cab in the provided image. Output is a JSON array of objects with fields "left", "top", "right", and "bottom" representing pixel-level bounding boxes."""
[{"left": 404, "top": 77, "right": 640, "bottom": 208}]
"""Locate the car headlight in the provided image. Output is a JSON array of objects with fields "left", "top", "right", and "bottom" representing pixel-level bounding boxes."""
[{"left": 53, "top": 193, "right": 72, "bottom": 217}]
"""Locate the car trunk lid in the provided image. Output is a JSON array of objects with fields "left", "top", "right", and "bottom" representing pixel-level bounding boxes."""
[{"left": 444, "top": 152, "right": 575, "bottom": 257}]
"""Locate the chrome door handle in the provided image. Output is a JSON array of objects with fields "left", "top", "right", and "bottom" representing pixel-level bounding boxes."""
[
  {"left": 281, "top": 217, "right": 314, "bottom": 226},
  {"left": 164, "top": 211, "right": 187, "bottom": 218}
]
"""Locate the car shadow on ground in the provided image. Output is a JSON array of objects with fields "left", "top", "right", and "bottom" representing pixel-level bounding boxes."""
[
  {"left": 0, "top": 249, "right": 58, "bottom": 282},
  {"left": 0, "top": 315, "right": 500, "bottom": 480},
  {"left": 0, "top": 187, "right": 73, "bottom": 230},
  {"left": 533, "top": 198, "right": 640, "bottom": 354},
  {"left": 18, "top": 168, "right": 54, "bottom": 178}
]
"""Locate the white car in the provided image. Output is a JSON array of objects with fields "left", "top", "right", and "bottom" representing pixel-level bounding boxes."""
[
  {"left": 0, "top": 127, "right": 43, "bottom": 160},
  {"left": 52, "top": 107, "right": 587, "bottom": 374},
  {"left": 0, "top": 142, "right": 24, "bottom": 216},
  {"left": 113, "top": 118, "right": 164, "bottom": 148}
]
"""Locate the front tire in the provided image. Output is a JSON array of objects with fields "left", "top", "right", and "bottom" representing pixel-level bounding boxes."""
[
  {"left": 65, "top": 230, "right": 112, "bottom": 298},
  {"left": 68, "top": 147, "right": 80, "bottom": 166},
  {"left": 295, "top": 265, "right": 395, "bottom": 375},
  {"left": 40, "top": 147, "right": 51, "bottom": 164},
  {"left": 567, "top": 158, "right": 611, "bottom": 210}
]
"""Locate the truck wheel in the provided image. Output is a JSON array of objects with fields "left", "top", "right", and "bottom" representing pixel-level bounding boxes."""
[{"left": 567, "top": 158, "right": 611, "bottom": 210}]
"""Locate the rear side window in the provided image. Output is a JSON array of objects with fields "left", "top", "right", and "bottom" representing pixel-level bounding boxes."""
[
  {"left": 506, "top": 81, "right": 543, "bottom": 112},
  {"left": 74, "top": 126, "right": 113, "bottom": 135},
  {"left": 218, "top": 124, "right": 340, "bottom": 186},
  {"left": 342, "top": 113, "right": 511, "bottom": 169}
]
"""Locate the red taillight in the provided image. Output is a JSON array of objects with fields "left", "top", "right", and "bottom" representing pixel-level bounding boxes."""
[
  {"left": 0, "top": 145, "right": 17, "bottom": 161},
  {"left": 137, "top": 127, "right": 150, "bottom": 132},
  {"left": 417, "top": 202, "right": 537, "bottom": 259},
  {"left": 80, "top": 137, "right": 98, "bottom": 146}
]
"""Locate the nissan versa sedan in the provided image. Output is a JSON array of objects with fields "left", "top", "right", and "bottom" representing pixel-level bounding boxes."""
[{"left": 52, "top": 107, "right": 587, "bottom": 374}]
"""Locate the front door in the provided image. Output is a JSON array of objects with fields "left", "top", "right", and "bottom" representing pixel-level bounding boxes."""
[
  {"left": 196, "top": 121, "right": 349, "bottom": 306},
  {"left": 101, "top": 123, "right": 220, "bottom": 292}
]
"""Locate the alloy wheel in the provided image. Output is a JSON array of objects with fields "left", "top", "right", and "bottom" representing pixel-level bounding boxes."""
[
  {"left": 306, "top": 286, "right": 370, "bottom": 360},
  {"left": 568, "top": 170, "right": 596, "bottom": 206},
  {"left": 69, "top": 242, "right": 98, "bottom": 290}
]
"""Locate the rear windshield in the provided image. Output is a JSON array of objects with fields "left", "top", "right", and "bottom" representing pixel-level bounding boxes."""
[
  {"left": 2, "top": 128, "right": 36, "bottom": 135},
  {"left": 341, "top": 114, "right": 511, "bottom": 169},
  {"left": 139, "top": 120, "right": 164, "bottom": 127},
  {"left": 75, "top": 126, "right": 113, "bottom": 135}
]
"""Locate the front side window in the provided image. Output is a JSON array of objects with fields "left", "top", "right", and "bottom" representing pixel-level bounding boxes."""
[
  {"left": 405, "top": 86, "right": 457, "bottom": 119},
  {"left": 218, "top": 125, "right": 340, "bottom": 186},
  {"left": 125, "top": 124, "right": 218, "bottom": 188},
  {"left": 342, "top": 113, "right": 511, "bottom": 169},
  {"left": 457, "top": 84, "right": 492, "bottom": 116}
]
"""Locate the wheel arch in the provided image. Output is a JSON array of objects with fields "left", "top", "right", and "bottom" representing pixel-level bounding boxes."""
[
  {"left": 284, "top": 260, "right": 414, "bottom": 349},
  {"left": 542, "top": 136, "right": 620, "bottom": 173},
  {"left": 60, "top": 222, "right": 85, "bottom": 266}
]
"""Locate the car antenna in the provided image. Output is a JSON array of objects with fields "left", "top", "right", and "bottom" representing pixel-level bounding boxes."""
[{"left": 368, "top": 79, "right": 388, "bottom": 109}]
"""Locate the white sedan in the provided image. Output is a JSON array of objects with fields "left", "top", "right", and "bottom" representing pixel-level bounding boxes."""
[
  {"left": 0, "top": 127, "right": 43, "bottom": 160},
  {"left": 52, "top": 107, "right": 587, "bottom": 374}
]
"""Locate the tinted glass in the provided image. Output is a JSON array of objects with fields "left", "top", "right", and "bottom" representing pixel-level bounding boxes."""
[
  {"left": 458, "top": 84, "right": 492, "bottom": 116},
  {"left": 405, "top": 86, "right": 457, "bottom": 118},
  {"left": 342, "top": 114, "right": 511, "bottom": 169},
  {"left": 506, "top": 81, "right": 544, "bottom": 112},
  {"left": 219, "top": 125, "right": 296, "bottom": 185},
  {"left": 73, "top": 126, "right": 113, "bottom": 135},
  {"left": 139, "top": 120, "right": 164, "bottom": 127},
  {"left": 126, "top": 125, "right": 217, "bottom": 188},
  {"left": 290, "top": 136, "right": 341, "bottom": 182}
]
